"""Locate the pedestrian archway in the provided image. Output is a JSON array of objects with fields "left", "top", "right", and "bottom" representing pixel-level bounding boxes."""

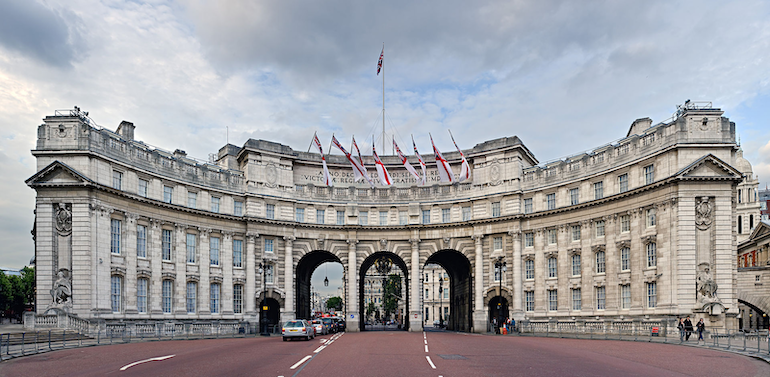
[
  {"left": 359, "top": 251, "right": 409, "bottom": 331},
  {"left": 488, "top": 296, "right": 509, "bottom": 333},
  {"left": 295, "top": 250, "right": 343, "bottom": 320},
  {"left": 425, "top": 249, "right": 472, "bottom": 332}
]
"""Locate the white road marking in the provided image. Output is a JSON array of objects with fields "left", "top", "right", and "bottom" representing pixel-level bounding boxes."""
[
  {"left": 424, "top": 339, "right": 427, "bottom": 344},
  {"left": 426, "top": 356, "right": 436, "bottom": 369},
  {"left": 424, "top": 345, "right": 429, "bottom": 352},
  {"left": 290, "top": 355, "right": 312, "bottom": 370},
  {"left": 119, "top": 355, "right": 175, "bottom": 371},
  {"left": 314, "top": 345, "right": 326, "bottom": 353}
]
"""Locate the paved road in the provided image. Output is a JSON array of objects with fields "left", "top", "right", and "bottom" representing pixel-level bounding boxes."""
[{"left": 1, "top": 331, "right": 768, "bottom": 376}]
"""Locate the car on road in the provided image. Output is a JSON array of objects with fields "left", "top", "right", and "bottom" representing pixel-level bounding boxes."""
[
  {"left": 311, "top": 319, "right": 328, "bottom": 335},
  {"left": 322, "top": 317, "right": 336, "bottom": 333},
  {"left": 282, "top": 319, "right": 315, "bottom": 341}
]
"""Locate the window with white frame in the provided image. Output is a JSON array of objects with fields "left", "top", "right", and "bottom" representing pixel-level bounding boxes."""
[
  {"left": 233, "top": 284, "right": 243, "bottom": 314},
  {"left": 548, "top": 257, "right": 558, "bottom": 278},
  {"left": 572, "top": 288, "right": 581, "bottom": 311},
  {"left": 646, "top": 242, "right": 657, "bottom": 267},
  {"left": 644, "top": 164, "right": 654, "bottom": 185},
  {"left": 360, "top": 211, "right": 369, "bottom": 225},
  {"left": 266, "top": 204, "right": 275, "bottom": 219},
  {"left": 571, "top": 254, "right": 581, "bottom": 276},
  {"left": 594, "top": 181, "right": 603, "bottom": 200},
  {"left": 295, "top": 208, "right": 304, "bottom": 222},
  {"left": 210, "top": 283, "right": 220, "bottom": 314},
  {"left": 264, "top": 238, "right": 274, "bottom": 253},
  {"left": 211, "top": 197, "right": 220, "bottom": 213},
  {"left": 381, "top": 211, "right": 389, "bottom": 225},
  {"left": 595, "top": 220, "right": 605, "bottom": 238},
  {"left": 442, "top": 208, "right": 450, "bottom": 223},
  {"left": 492, "top": 202, "right": 501, "bottom": 217},
  {"left": 525, "top": 233, "right": 534, "bottom": 248},
  {"left": 462, "top": 206, "right": 471, "bottom": 221},
  {"left": 494, "top": 236, "right": 503, "bottom": 251},
  {"left": 596, "top": 251, "right": 606, "bottom": 274},
  {"left": 234, "top": 200, "right": 243, "bottom": 216},
  {"left": 422, "top": 210, "right": 430, "bottom": 224},
  {"left": 399, "top": 211, "right": 408, "bottom": 225},
  {"left": 547, "top": 193, "right": 556, "bottom": 210},
  {"left": 618, "top": 173, "right": 628, "bottom": 193},
  {"left": 137, "top": 224, "right": 147, "bottom": 258},
  {"left": 186, "top": 233, "right": 196, "bottom": 263},
  {"left": 525, "top": 259, "right": 534, "bottom": 280},
  {"left": 525, "top": 291, "right": 534, "bottom": 311},
  {"left": 186, "top": 281, "right": 197, "bottom": 313},
  {"left": 233, "top": 239, "right": 243, "bottom": 267},
  {"left": 111, "top": 275, "right": 122, "bottom": 313},
  {"left": 163, "top": 186, "right": 173, "bottom": 203},
  {"left": 138, "top": 178, "right": 148, "bottom": 197},
  {"left": 548, "top": 229, "right": 557, "bottom": 245},
  {"left": 162, "top": 280, "right": 173, "bottom": 313},
  {"left": 137, "top": 278, "right": 148, "bottom": 313},
  {"left": 162, "top": 229, "right": 172, "bottom": 261},
  {"left": 265, "top": 264, "right": 274, "bottom": 284},
  {"left": 110, "top": 219, "right": 121, "bottom": 254},
  {"left": 188, "top": 191, "right": 197, "bottom": 208},
  {"left": 621, "top": 215, "right": 630, "bottom": 233},
  {"left": 571, "top": 225, "right": 581, "bottom": 241},
  {"left": 570, "top": 188, "right": 579, "bottom": 205},
  {"left": 548, "top": 289, "right": 558, "bottom": 311},
  {"left": 621, "top": 284, "right": 630, "bottom": 309},
  {"left": 646, "top": 208, "right": 656, "bottom": 227},
  {"left": 210, "top": 236, "right": 220, "bottom": 266},
  {"left": 317, "top": 209, "right": 325, "bottom": 224},
  {"left": 337, "top": 210, "right": 345, "bottom": 225},
  {"left": 596, "top": 286, "right": 606, "bottom": 310},
  {"left": 523, "top": 198, "right": 533, "bottom": 214},
  {"left": 112, "top": 170, "right": 123, "bottom": 190},
  {"left": 646, "top": 282, "right": 657, "bottom": 308},
  {"left": 621, "top": 247, "right": 630, "bottom": 271}
]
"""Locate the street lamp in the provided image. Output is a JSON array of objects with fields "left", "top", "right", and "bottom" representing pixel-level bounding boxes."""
[
  {"left": 259, "top": 261, "right": 270, "bottom": 336},
  {"left": 439, "top": 276, "right": 444, "bottom": 328},
  {"left": 494, "top": 256, "right": 507, "bottom": 334}
]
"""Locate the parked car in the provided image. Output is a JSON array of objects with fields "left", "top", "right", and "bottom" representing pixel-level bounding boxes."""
[
  {"left": 282, "top": 320, "right": 315, "bottom": 341},
  {"left": 311, "top": 319, "right": 328, "bottom": 335}
]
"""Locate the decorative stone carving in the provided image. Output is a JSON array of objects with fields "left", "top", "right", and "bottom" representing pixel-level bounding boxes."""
[
  {"left": 697, "top": 263, "right": 718, "bottom": 301},
  {"left": 50, "top": 270, "right": 71, "bottom": 305},
  {"left": 55, "top": 203, "right": 72, "bottom": 235},
  {"left": 616, "top": 240, "right": 630, "bottom": 249},
  {"left": 641, "top": 235, "right": 657, "bottom": 245},
  {"left": 568, "top": 248, "right": 581, "bottom": 256},
  {"left": 591, "top": 244, "right": 606, "bottom": 253},
  {"left": 695, "top": 196, "right": 713, "bottom": 230}
]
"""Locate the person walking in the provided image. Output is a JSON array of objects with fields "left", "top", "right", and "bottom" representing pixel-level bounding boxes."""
[
  {"left": 678, "top": 318, "right": 685, "bottom": 343},
  {"left": 684, "top": 316, "right": 694, "bottom": 341},
  {"left": 696, "top": 318, "right": 706, "bottom": 342},
  {"left": 511, "top": 317, "right": 516, "bottom": 334}
]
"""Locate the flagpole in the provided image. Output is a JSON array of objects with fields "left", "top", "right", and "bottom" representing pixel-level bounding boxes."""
[{"left": 382, "top": 42, "right": 385, "bottom": 155}]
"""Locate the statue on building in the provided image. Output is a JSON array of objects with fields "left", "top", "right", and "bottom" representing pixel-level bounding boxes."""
[
  {"left": 50, "top": 270, "right": 72, "bottom": 305},
  {"left": 696, "top": 263, "right": 718, "bottom": 301}
]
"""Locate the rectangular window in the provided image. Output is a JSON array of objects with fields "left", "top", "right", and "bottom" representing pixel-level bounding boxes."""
[
  {"left": 112, "top": 170, "right": 123, "bottom": 190},
  {"left": 442, "top": 208, "right": 450, "bottom": 223},
  {"left": 595, "top": 220, "right": 605, "bottom": 238},
  {"left": 337, "top": 210, "right": 345, "bottom": 225},
  {"left": 548, "top": 229, "right": 557, "bottom": 245},
  {"left": 163, "top": 186, "right": 173, "bottom": 203},
  {"left": 621, "top": 284, "right": 631, "bottom": 309},
  {"left": 596, "top": 251, "right": 606, "bottom": 274},
  {"left": 571, "top": 225, "right": 581, "bottom": 242},
  {"left": 186, "top": 281, "right": 197, "bottom": 313},
  {"left": 422, "top": 209, "right": 430, "bottom": 224},
  {"left": 233, "top": 284, "right": 243, "bottom": 314},
  {"left": 162, "top": 280, "right": 173, "bottom": 313},
  {"left": 547, "top": 193, "right": 556, "bottom": 210},
  {"left": 646, "top": 208, "right": 656, "bottom": 227},
  {"left": 317, "top": 209, "right": 325, "bottom": 224},
  {"left": 618, "top": 174, "right": 628, "bottom": 193},
  {"left": 621, "top": 247, "right": 630, "bottom": 271},
  {"left": 524, "top": 233, "right": 534, "bottom": 248},
  {"left": 110, "top": 219, "right": 121, "bottom": 254},
  {"left": 138, "top": 179, "right": 148, "bottom": 197},
  {"left": 137, "top": 278, "right": 148, "bottom": 313},
  {"left": 380, "top": 211, "right": 389, "bottom": 225},
  {"left": 360, "top": 211, "right": 369, "bottom": 225},
  {"left": 594, "top": 181, "right": 603, "bottom": 200},
  {"left": 210, "top": 283, "right": 220, "bottom": 314},
  {"left": 234, "top": 200, "right": 243, "bottom": 216},
  {"left": 494, "top": 236, "right": 503, "bottom": 251},
  {"left": 525, "top": 291, "right": 534, "bottom": 311},
  {"left": 425, "top": 289, "right": 429, "bottom": 299},
  {"left": 264, "top": 238, "right": 274, "bottom": 253},
  {"left": 162, "top": 229, "right": 172, "bottom": 261},
  {"left": 211, "top": 197, "right": 220, "bottom": 213},
  {"left": 621, "top": 215, "right": 630, "bottom": 233},
  {"left": 399, "top": 211, "right": 408, "bottom": 225},
  {"left": 570, "top": 188, "right": 579, "bottom": 205},
  {"left": 646, "top": 243, "right": 657, "bottom": 267},
  {"left": 188, "top": 192, "right": 197, "bottom": 208},
  {"left": 210, "top": 236, "right": 220, "bottom": 266},
  {"left": 111, "top": 275, "right": 122, "bottom": 313},
  {"left": 644, "top": 164, "right": 654, "bottom": 185},
  {"left": 265, "top": 264, "right": 274, "bottom": 284},
  {"left": 524, "top": 198, "right": 533, "bottom": 214},
  {"left": 266, "top": 204, "right": 275, "bottom": 219},
  {"left": 572, "top": 288, "right": 581, "bottom": 311},
  {"left": 646, "top": 282, "right": 657, "bottom": 308},
  {"left": 186, "top": 234, "right": 196, "bottom": 263},
  {"left": 596, "top": 286, "right": 606, "bottom": 310},
  {"left": 233, "top": 239, "right": 243, "bottom": 267},
  {"left": 462, "top": 206, "right": 471, "bottom": 221},
  {"left": 571, "top": 254, "right": 581, "bottom": 276},
  {"left": 136, "top": 224, "right": 147, "bottom": 258},
  {"left": 525, "top": 260, "right": 534, "bottom": 280},
  {"left": 492, "top": 202, "right": 501, "bottom": 217},
  {"left": 548, "top": 257, "right": 558, "bottom": 278},
  {"left": 548, "top": 289, "right": 558, "bottom": 311},
  {"left": 295, "top": 208, "right": 304, "bottom": 222}
]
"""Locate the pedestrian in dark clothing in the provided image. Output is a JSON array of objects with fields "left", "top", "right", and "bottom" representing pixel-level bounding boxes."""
[
  {"left": 678, "top": 318, "right": 685, "bottom": 342},
  {"left": 684, "top": 316, "right": 694, "bottom": 341},
  {"left": 696, "top": 319, "right": 705, "bottom": 341}
]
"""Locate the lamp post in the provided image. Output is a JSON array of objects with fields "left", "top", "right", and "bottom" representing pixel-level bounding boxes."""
[
  {"left": 494, "top": 256, "right": 507, "bottom": 334},
  {"left": 439, "top": 276, "right": 444, "bottom": 328},
  {"left": 259, "top": 260, "right": 270, "bottom": 336}
]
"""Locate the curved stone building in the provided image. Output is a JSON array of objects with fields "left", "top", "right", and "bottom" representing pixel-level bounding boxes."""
[{"left": 27, "top": 103, "right": 755, "bottom": 333}]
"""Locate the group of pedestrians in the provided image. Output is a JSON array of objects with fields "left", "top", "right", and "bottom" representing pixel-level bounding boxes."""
[
  {"left": 678, "top": 316, "right": 706, "bottom": 342},
  {"left": 491, "top": 317, "right": 516, "bottom": 334}
]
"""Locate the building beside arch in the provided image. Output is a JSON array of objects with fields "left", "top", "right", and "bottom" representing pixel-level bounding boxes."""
[{"left": 27, "top": 103, "right": 757, "bottom": 333}]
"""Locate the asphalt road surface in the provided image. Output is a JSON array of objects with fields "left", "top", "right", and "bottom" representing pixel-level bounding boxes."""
[{"left": 1, "top": 331, "right": 768, "bottom": 376}]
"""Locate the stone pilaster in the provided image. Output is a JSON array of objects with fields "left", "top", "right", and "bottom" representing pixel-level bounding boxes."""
[
  {"left": 281, "top": 235, "right": 295, "bottom": 323},
  {"left": 347, "top": 238, "right": 359, "bottom": 332},
  {"left": 472, "top": 234, "right": 486, "bottom": 333},
  {"left": 245, "top": 232, "right": 257, "bottom": 318},
  {"left": 409, "top": 237, "right": 422, "bottom": 331}
]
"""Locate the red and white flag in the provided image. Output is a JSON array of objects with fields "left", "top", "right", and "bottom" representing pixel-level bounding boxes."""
[
  {"left": 312, "top": 132, "right": 332, "bottom": 186},
  {"left": 331, "top": 135, "right": 373, "bottom": 187},
  {"left": 376, "top": 47, "right": 384, "bottom": 75},
  {"left": 412, "top": 135, "right": 427, "bottom": 185},
  {"left": 449, "top": 130, "right": 471, "bottom": 182},
  {"left": 394, "top": 137, "right": 421, "bottom": 184},
  {"left": 372, "top": 144, "right": 392, "bottom": 187},
  {"left": 351, "top": 136, "right": 373, "bottom": 185},
  {"left": 430, "top": 133, "right": 454, "bottom": 183}
]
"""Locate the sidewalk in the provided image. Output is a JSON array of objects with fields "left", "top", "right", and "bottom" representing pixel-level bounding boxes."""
[{"left": 0, "top": 324, "right": 26, "bottom": 334}]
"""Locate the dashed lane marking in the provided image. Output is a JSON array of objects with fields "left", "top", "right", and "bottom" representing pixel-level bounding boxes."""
[
  {"left": 119, "top": 355, "right": 175, "bottom": 371},
  {"left": 426, "top": 356, "right": 436, "bottom": 369},
  {"left": 314, "top": 345, "right": 326, "bottom": 353},
  {"left": 424, "top": 345, "right": 429, "bottom": 353},
  {"left": 290, "top": 355, "right": 312, "bottom": 370}
]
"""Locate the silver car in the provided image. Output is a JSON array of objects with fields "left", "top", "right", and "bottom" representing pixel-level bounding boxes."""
[
  {"left": 311, "top": 319, "right": 328, "bottom": 335},
  {"left": 282, "top": 319, "right": 315, "bottom": 341}
]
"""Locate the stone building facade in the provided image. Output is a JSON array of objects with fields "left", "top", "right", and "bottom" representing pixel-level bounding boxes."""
[
  {"left": 423, "top": 263, "right": 450, "bottom": 325},
  {"left": 27, "top": 103, "right": 753, "bottom": 333},
  {"left": 736, "top": 220, "right": 770, "bottom": 330}
]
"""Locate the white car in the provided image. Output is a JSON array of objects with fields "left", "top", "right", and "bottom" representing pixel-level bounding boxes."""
[
  {"left": 282, "top": 319, "right": 315, "bottom": 341},
  {"left": 311, "top": 319, "right": 328, "bottom": 335}
]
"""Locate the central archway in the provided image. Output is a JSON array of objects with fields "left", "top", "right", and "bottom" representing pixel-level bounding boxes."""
[
  {"left": 359, "top": 251, "right": 410, "bottom": 331},
  {"left": 296, "top": 250, "right": 343, "bottom": 320},
  {"left": 425, "top": 249, "right": 472, "bottom": 332}
]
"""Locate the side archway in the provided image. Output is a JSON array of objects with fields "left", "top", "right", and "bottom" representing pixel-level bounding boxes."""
[
  {"left": 425, "top": 249, "right": 472, "bottom": 332},
  {"left": 295, "top": 250, "right": 343, "bottom": 319}
]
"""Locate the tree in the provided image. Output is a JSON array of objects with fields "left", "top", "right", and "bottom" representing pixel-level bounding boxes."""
[
  {"left": 326, "top": 296, "right": 343, "bottom": 311},
  {"left": 0, "top": 267, "right": 35, "bottom": 322},
  {"left": 382, "top": 274, "right": 402, "bottom": 320},
  {"left": 366, "top": 301, "right": 376, "bottom": 319}
]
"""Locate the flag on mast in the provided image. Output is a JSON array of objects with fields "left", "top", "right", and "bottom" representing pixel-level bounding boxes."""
[
  {"left": 448, "top": 130, "right": 471, "bottom": 182},
  {"left": 394, "top": 137, "right": 421, "bottom": 184},
  {"left": 430, "top": 133, "right": 454, "bottom": 183},
  {"left": 372, "top": 144, "right": 392, "bottom": 187},
  {"left": 350, "top": 136, "right": 373, "bottom": 185},
  {"left": 376, "top": 46, "right": 384, "bottom": 75},
  {"left": 331, "top": 135, "right": 373, "bottom": 187},
  {"left": 412, "top": 135, "right": 427, "bottom": 185},
  {"left": 311, "top": 132, "right": 332, "bottom": 186}
]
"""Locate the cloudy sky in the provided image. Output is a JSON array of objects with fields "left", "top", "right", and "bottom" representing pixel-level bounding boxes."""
[{"left": 1, "top": 0, "right": 770, "bottom": 272}]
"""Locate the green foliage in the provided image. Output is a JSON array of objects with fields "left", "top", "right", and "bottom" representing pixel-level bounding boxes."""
[
  {"left": 0, "top": 267, "right": 35, "bottom": 321},
  {"left": 326, "top": 296, "right": 343, "bottom": 311},
  {"left": 382, "top": 274, "right": 402, "bottom": 320},
  {"left": 366, "top": 301, "right": 376, "bottom": 318}
]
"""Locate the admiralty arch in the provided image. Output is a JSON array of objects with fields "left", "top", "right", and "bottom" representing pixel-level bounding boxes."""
[{"left": 27, "top": 103, "right": 759, "bottom": 333}]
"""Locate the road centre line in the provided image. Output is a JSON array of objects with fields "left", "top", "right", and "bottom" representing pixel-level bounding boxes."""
[
  {"left": 290, "top": 355, "right": 312, "bottom": 370},
  {"left": 314, "top": 345, "right": 326, "bottom": 353},
  {"left": 119, "top": 355, "right": 175, "bottom": 371},
  {"left": 426, "top": 356, "right": 436, "bottom": 369},
  {"left": 424, "top": 345, "right": 429, "bottom": 353}
]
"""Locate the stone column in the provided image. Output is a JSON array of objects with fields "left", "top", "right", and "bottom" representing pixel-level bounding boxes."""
[
  {"left": 149, "top": 219, "right": 163, "bottom": 315},
  {"left": 509, "top": 230, "right": 523, "bottom": 318},
  {"left": 174, "top": 224, "right": 188, "bottom": 316},
  {"left": 347, "top": 239, "right": 360, "bottom": 332},
  {"left": 245, "top": 233, "right": 258, "bottom": 321},
  {"left": 409, "top": 237, "right": 422, "bottom": 331},
  {"left": 124, "top": 213, "right": 139, "bottom": 315},
  {"left": 281, "top": 236, "right": 295, "bottom": 323},
  {"left": 199, "top": 228, "right": 211, "bottom": 316},
  {"left": 472, "top": 234, "right": 486, "bottom": 333},
  {"left": 222, "top": 231, "right": 234, "bottom": 316}
]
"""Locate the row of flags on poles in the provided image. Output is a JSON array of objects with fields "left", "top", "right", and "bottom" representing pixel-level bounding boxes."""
[{"left": 312, "top": 132, "right": 471, "bottom": 187}]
